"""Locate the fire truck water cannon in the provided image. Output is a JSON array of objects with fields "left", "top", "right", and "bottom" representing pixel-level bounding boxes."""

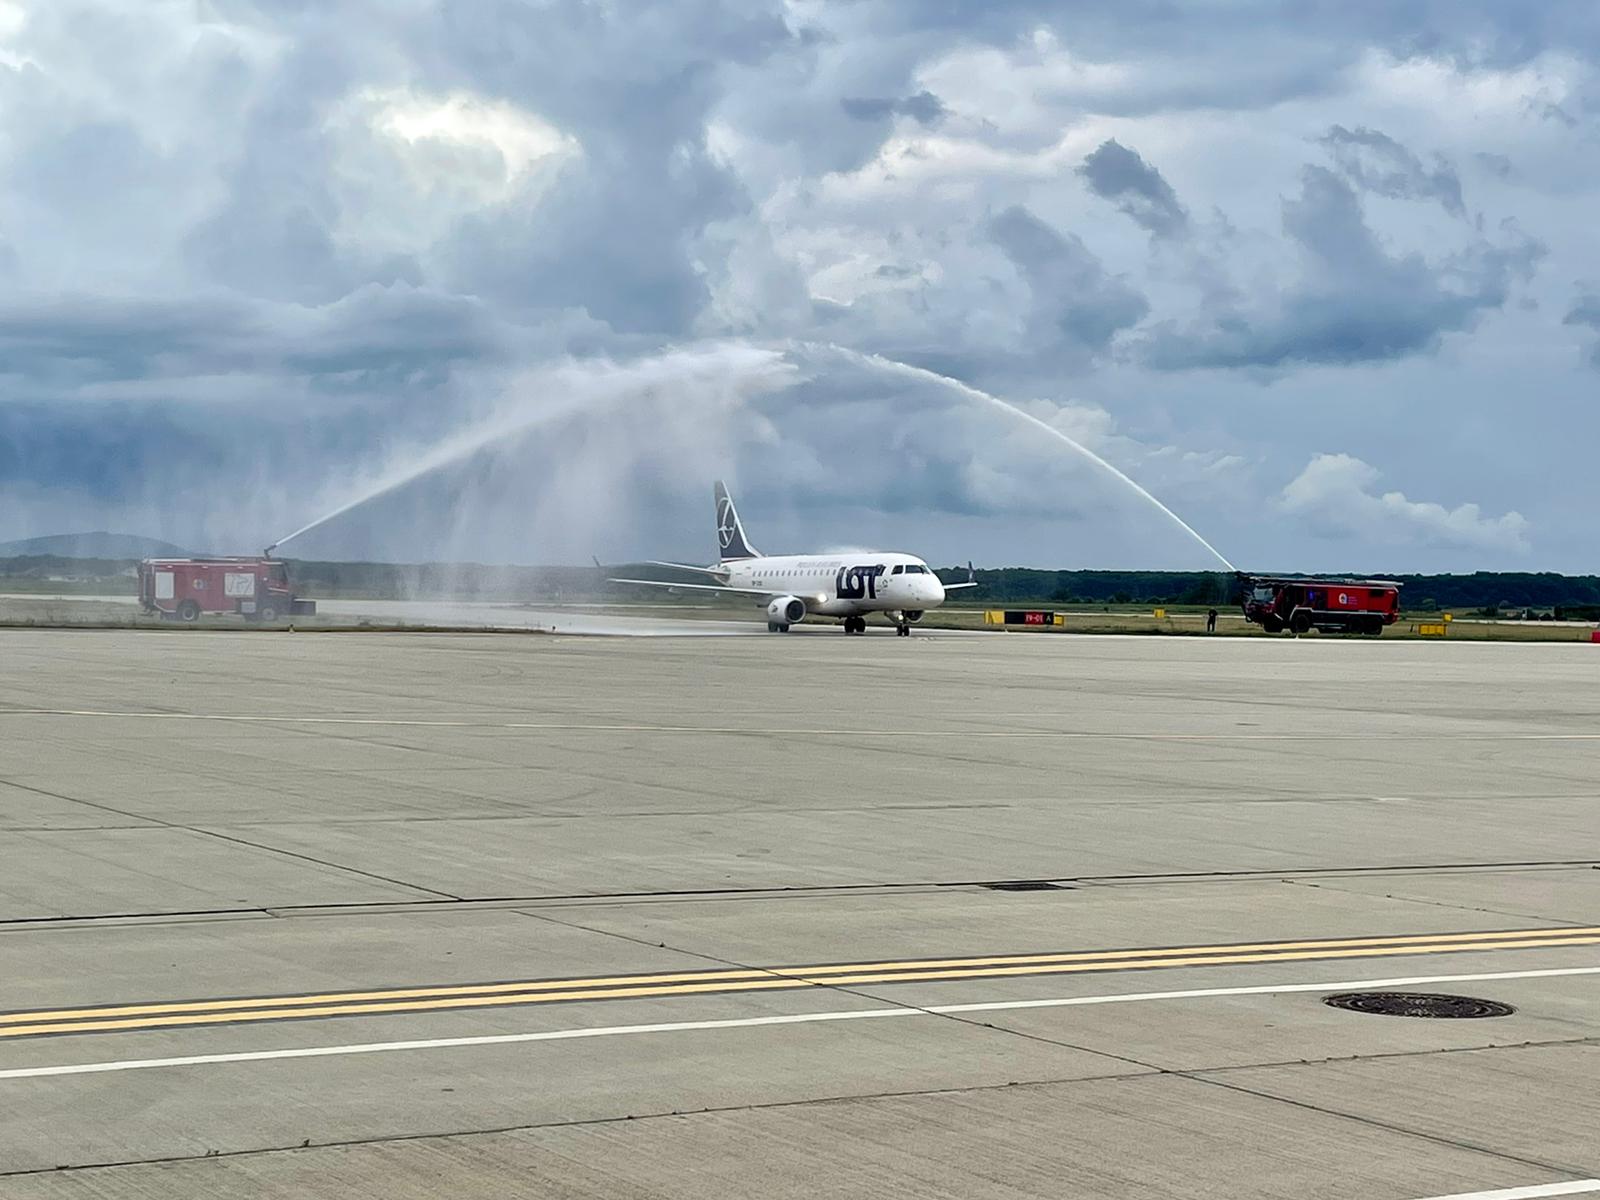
[
  {"left": 1237, "top": 572, "right": 1401, "bottom": 636},
  {"left": 137, "top": 557, "right": 318, "bottom": 624}
]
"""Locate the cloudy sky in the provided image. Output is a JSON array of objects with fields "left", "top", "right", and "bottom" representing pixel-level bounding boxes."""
[{"left": 1, "top": 0, "right": 1596, "bottom": 571}]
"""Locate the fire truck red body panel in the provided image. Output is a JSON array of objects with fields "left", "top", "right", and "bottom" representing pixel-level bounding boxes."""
[
  {"left": 1238, "top": 574, "right": 1400, "bottom": 636},
  {"left": 138, "top": 558, "right": 316, "bottom": 621}
]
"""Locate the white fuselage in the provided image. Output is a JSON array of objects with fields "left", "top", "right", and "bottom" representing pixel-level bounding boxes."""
[{"left": 720, "top": 551, "right": 946, "bottom": 618}]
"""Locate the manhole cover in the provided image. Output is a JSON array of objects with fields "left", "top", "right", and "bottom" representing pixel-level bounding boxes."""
[
  {"left": 1323, "top": 992, "right": 1515, "bottom": 1019},
  {"left": 982, "top": 880, "right": 1070, "bottom": 891}
]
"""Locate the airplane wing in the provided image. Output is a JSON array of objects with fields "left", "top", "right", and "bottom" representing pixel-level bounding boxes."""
[
  {"left": 643, "top": 560, "right": 729, "bottom": 578},
  {"left": 595, "top": 557, "right": 728, "bottom": 579},
  {"left": 608, "top": 577, "right": 791, "bottom": 599},
  {"left": 940, "top": 562, "right": 980, "bottom": 590}
]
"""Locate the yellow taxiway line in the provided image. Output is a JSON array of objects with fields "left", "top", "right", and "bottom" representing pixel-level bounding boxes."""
[{"left": 2, "top": 925, "right": 1596, "bottom": 1041}]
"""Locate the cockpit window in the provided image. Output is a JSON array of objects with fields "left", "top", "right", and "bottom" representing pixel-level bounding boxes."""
[
  {"left": 891, "top": 565, "right": 904, "bottom": 575},
  {"left": 903, "top": 565, "right": 926, "bottom": 574}
]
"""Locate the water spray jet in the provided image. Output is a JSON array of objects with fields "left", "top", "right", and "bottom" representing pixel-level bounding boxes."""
[
  {"left": 809, "top": 343, "right": 1236, "bottom": 572},
  {"left": 262, "top": 345, "right": 796, "bottom": 560}
]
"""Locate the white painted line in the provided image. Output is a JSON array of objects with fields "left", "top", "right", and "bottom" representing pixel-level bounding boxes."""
[
  {"left": 2, "top": 965, "right": 1595, "bottom": 1082},
  {"left": 896, "top": 964, "right": 1600, "bottom": 1018},
  {"left": 1411, "top": 1182, "right": 1600, "bottom": 1200}
]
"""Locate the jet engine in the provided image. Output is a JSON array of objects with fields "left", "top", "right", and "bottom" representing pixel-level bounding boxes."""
[
  {"left": 766, "top": 596, "right": 806, "bottom": 628},
  {"left": 903, "top": 610, "right": 925, "bottom": 623}
]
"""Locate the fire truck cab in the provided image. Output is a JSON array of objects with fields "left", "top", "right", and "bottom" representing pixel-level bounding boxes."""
[
  {"left": 138, "top": 557, "right": 316, "bottom": 623},
  {"left": 1238, "top": 573, "right": 1401, "bottom": 636}
]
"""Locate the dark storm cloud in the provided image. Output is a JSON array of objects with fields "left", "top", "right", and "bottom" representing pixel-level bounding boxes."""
[
  {"left": 1474, "top": 151, "right": 1514, "bottom": 180},
  {"left": 987, "top": 206, "right": 1148, "bottom": 355},
  {"left": 1536, "top": 101, "right": 1580, "bottom": 128},
  {"left": 2, "top": 0, "right": 1594, "bottom": 568},
  {"left": 0, "top": 286, "right": 514, "bottom": 386},
  {"left": 1564, "top": 294, "right": 1600, "bottom": 368},
  {"left": 853, "top": 0, "right": 1600, "bottom": 62},
  {"left": 1318, "top": 125, "right": 1465, "bottom": 217},
  {"left": 840, "top": 91, "right": 947, "bottom": 126},
  {"left": 409, "top": 1, "right": 796, "bottom": 335},
  {"left": 1076, "top": 139, "right": 1190, "bottom": 237},
  {"left": 0, "top": 284, "right": 548, "bottom": 541},
  {"left": 824, "top": 0, "right": 1600, "bottom": 122},
  {"left": 1143, "top": 167, "right": 1542, "bottom": 370},
  {"left": 180, "top": 33, "right": 388, "bottom": 306},
  {"left": 150, "top": 1, "right": 800, "bottom": 336},
  {"left": 0, "top": 403, "right": 230, "bottom": 502},
  {"left": 0, "top": 295, "right": 255, "bottom": 381}
]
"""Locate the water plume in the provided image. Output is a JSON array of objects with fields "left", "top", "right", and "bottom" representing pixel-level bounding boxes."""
[
  {"left": 267, "top": 344, "right": 794, "bottom": 556},
  {"left": 811, "top": 343, "right": 1236, "bottom": 571}
]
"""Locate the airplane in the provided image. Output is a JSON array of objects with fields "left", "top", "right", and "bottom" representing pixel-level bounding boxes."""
[{"left": 610, "top": 481, "right": 977, "bottom": 636}]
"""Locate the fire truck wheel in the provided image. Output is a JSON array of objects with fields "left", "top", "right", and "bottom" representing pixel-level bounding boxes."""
[
  {"left": 177, "top": 600, "right": 200, "bottom": 622},
  {"left": 257, "top": 603, "right": 280, "bottom": 623},
  {"left": 1261, "top": 616, "right": 1283, "bottom": 634},
  {"left": 1290, "top": 611, "right": 1312, "bottom": 635}
]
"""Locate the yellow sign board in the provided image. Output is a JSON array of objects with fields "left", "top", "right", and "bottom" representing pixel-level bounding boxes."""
[
  {"left": 984, "top": 611, "right": 1067, "bottom": 628},
  {"left": 1418, "top": 623, "right": 1448, "bottom": 637}
]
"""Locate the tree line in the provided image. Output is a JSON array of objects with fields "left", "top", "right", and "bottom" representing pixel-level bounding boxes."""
[
  {"left": 933, "top": 569, "right": 1600, "bottom": 616},
  {"left": 5, "top": 554, "right": 1598, "bottom": 615}
]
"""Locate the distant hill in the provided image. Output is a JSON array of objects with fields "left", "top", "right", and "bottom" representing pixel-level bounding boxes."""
[{"left": 0, "top": 532, "right": 192, "bottom": 559}]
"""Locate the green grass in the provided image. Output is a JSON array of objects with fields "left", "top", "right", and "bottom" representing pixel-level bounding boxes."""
[
  {"left": 2, "top": 589, "right": 1594, "bottom": 642},
  {"left": 0, "top": 577, "right": 132, "bottom": 595}
]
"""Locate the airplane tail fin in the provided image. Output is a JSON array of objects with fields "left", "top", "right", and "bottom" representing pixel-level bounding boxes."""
[{"left": 714, "top": 480, "right": 760, "bottom": 561}]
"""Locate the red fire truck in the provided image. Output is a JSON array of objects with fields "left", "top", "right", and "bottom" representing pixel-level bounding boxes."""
[
  {"left": 1238, "top": 573, "right": 1401, "bottom": 636},
  {"left": 138, "top": 558, "right": 317, "bottom": 623}
]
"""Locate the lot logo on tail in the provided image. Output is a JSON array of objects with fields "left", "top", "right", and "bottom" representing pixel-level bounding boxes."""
[{"left": 714, "top": 481, "right": 760, "bottom": 561}]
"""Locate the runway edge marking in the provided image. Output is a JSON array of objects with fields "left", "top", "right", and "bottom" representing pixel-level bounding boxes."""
[{"left": 1411, "top": 1181, "right": 1600, "bottom": 1200}]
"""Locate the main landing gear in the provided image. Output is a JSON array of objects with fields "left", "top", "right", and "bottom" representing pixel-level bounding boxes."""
[
  {"left": 840, "top": 616, "right": 913, "bottom": 637},
  {"left": 766, "top": 621, "right": 791, "bottom": 633}
]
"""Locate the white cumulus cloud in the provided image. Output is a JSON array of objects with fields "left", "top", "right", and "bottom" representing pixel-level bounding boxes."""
[{"left": 1280, "top": 454, "right": 1530, "bottom": 554}]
